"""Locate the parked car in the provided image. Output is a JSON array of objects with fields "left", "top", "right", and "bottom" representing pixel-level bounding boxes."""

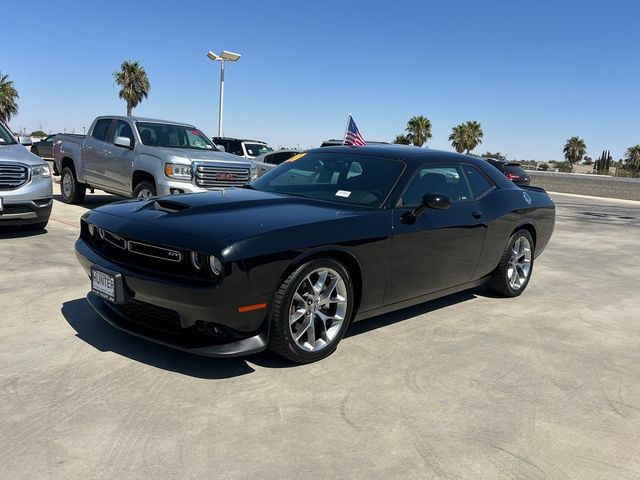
[
  {"left": 212, "top": 137, "right": 273, "bottom": 158},
  {"left": 0, "top": 121, "right": 53, "bottom": 230},
  {"left": 31, "top": 134, "right": 59, "bottom": 174},
  {"left": 484, "top": 158, "right": 531, "bottom": 186},
  {"left": 252, "top": 149, "right": 299, "bottom": 176},
  {"left": 76, "top": 146, "right": 555, "bottom": 363},
  {"left": 53, "top": 116, "right": 257, "bottom": 204}
]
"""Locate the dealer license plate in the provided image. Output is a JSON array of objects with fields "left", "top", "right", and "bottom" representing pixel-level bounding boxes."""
[{"left": 92, "top": 268, "right": 116, "bottom": 303}]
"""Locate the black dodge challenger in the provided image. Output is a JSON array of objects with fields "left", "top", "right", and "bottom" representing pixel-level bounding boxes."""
[{"left": 75, "top": 146, "right": 555, "bottom": 363}]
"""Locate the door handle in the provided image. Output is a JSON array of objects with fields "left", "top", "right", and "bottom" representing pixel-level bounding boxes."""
[{"left": 472, "top": 211, "right": 483, "bottom": 219}]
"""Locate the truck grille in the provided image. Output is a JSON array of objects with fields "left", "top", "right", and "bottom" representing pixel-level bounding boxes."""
[
  {"left": 194, "top": 165, "right": 251, "bottom": 188},
  {"left": 0, "top": 164, "right": 29, "bottom": 190}
]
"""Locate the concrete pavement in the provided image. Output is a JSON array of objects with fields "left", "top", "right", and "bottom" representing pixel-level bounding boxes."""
[{"left": 1, "top": 184, "right": 639, "bottom": 479}]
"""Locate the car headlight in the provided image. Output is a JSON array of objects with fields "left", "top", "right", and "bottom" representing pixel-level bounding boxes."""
[
  {"left": 209, "top": 255, "right": 223, "bottom": 276},
  {"left": 164, "top": 163, "right": 192, "bottom": 181},
  {"left": 32, "top": 164, "right": 51, "bottom": 178},
  {"left": 250, "top": 166, "right": 258, "bottom": 182}
]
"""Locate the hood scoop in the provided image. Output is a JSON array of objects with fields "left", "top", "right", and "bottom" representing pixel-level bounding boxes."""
[{"left": 153, "top": 199, "right": 191, "bottom": 213}]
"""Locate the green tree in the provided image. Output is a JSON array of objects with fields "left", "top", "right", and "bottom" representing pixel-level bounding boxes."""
[
  {"left": 405, "top": 115, "right": 432, "bottom": 147},
  {"left": 0, "top": 73, "right": 19, "bottom": 123},
  {"left": 393, "top": 134, "right": 412, "bottom": 145},
  {"left": 625, "top": 144, "right": 640, "bottom": 173},
  {"left": 113, "top": 60, "right": 151, "bottom": 116},
  {"left": 563, "top": 136, "right": 587, "bottom": 168},
  {"left": 449, "top": 121, "right": 484, "bottom": 154},
  {"left": 449, "top": 124, "right": 468, "bottom": 153},
  {"left": 30, "top": 130, "right": 47, "bottom": 137}
]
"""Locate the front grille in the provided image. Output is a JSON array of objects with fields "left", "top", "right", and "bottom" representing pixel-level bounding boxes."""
[
  {"left": 108, "top": 299, "right": 181, "bottom": 333},
  {"left": 0, "top": 203, "right": 35, "bottom": 215},
  {"left": 0, "top": 164, "right": 28, "bottom": 190},
  {"left": 194, "top": 165, "right": 251, "bottom": 188}
]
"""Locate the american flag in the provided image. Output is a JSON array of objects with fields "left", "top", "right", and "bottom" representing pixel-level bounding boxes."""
[{"left": 343, "top": 115, "right": 366, "bottom": 146}]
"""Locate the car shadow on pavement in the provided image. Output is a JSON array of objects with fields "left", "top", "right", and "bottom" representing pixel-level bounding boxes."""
[
  {"left": 53, "top": 194, "right": 125, "bottom": 209},
  {"left": 346, "top": 289, "right": 479, "bottom": 338},
  {"left": 61, "top": 298, "right": 258, "bottom": 379},
  {"left": 0, "top": 226, "right": 48, "bottom": 239}
]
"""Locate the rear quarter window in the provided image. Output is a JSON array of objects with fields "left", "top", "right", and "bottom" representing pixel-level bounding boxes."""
[{"left": 92, "top": 119, "right": 112, "bottom": 141}]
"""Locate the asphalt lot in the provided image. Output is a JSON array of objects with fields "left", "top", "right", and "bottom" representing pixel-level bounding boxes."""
[{"left": 1, "top": 183, "right": 640, "bottom": 479}]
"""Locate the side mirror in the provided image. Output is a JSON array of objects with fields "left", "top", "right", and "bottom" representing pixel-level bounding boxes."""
[
  {"left": 19, "top": 136, "right": 33, "bottom": 146},
  {"left": 413, "top": 193, "right": 451, "bottom": 217},
  {"left": 216, "top": 144, "right": 225, "bottom": 152},
  {"left": 114, "top": 136, "right": 132, "bottom": 149}
]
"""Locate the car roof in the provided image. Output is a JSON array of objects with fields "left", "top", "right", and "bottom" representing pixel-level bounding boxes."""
[
  {"left": 307, "top": 145, "right": 487, "bottom": 166},
  {"left": 212, "top": 137, "right": 268, "bottom": 144},
  {"left": 94, "top": 116, "right": 195, "bottom": 127}
]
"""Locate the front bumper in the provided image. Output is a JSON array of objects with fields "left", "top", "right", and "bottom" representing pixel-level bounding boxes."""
[
  {"left": 75, "top": 239, "right": 270, "bottom": 357},
  {"left": 0, "top": 174, "right": 53, "bottom": 226}
]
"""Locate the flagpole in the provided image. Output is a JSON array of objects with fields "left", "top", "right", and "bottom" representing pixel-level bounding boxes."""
[{"left": 342, "top": 113, "right": 351, "bottom": 145}]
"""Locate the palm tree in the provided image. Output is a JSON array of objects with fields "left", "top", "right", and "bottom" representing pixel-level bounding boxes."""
[
  {"left": 393, "top": 134, "right": 411, "bottom": 145},
  {"left": 449, "top": 123, "right": 468, "bottom": 153},
  {"left": 113, "top": 60, "right": 151, "bottom": 116},
  {"left": 0, "top": 73, "right": 19, "bottom": 123},
  {"left": 449, "top": 121, "right": 484, "bottom": 154},
  {"left": 405, "top": 115, "right": 432, "bottom": 147},
  {"left": 563, "top": 136, "right": 587, "bottom": 167},
  {"left": 625, "top": 144, "right": 640, "bottom": 173},
  {"left": 465, "top": 121, "right": 483, "bottom": 153}
]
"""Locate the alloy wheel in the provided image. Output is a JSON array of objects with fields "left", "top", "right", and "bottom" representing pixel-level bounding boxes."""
[
  {"left": 288, "top": 267, "right": 348, "bottom": 352},
  {"left": 62, "top": 171, "right": 73, "bottom": 198},
  {"left": 507, "top": 236, "right": 532, "bottom": 290}
]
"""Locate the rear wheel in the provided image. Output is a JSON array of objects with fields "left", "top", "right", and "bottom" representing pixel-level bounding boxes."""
[
  {"left": 268, "top": 259, "right": 354, "bottom": 363},
  {"left": 488, "top": 229, "right": 534, "bottom": 297},
  {"left": 60, "top": 166, "right": 86, "bottom": 204},
  {"left": 133, "top": 181, "right": 156, "bottom": 200}
]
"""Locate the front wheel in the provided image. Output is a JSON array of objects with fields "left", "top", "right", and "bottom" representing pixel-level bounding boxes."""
[
  {"left": 488, "top": 229, "right": 534, "bottom": 297},
  {"left": 60, "top": 166, "right": 86, "bottom": 204},
  {"left": 133, "top": 181, "right": 157, "bottom": 200},
  {"left": 268, "top": 259, "right": 355, "bottom": 363}
]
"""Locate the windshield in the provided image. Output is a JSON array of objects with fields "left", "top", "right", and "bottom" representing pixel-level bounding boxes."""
[
  {"left": 136, "top": 122, "right": 217, "bottom": 150},
  {"left": 244, "top": 143, "right": 273, "bottom": 157},
  {"left": 251, "top": 152, "right": 405, "bottom": 207},
  {"left": 0, "top": 123, "right": 17, "bottom": 145}
]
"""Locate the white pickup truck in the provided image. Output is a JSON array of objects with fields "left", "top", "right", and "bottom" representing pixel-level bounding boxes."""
[{"left": 53, "top": 116, "right": 256, "bottom": 204}]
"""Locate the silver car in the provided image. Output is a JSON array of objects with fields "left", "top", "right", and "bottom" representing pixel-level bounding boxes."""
[
  {"left": 0, "top": 121, "right": 53, "bottom": 230},
  {"left": 251, "top": 149, "right": 300, "bottom": 176}
]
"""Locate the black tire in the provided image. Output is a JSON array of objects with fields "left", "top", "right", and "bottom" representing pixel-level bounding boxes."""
[
  {"left": 24, "top": 220, "right": 48, "bottom": 231},
  {"left": 487, "top": 229, "right": 535, "bottom": 297},
  {"left": 133, "top": 181, "right": 157, "bottom": 199},
  {"left": 51, "top": 162, "right": 59, "bottom": 175},
  {"left": 268, "top": 258, "right": 355, "bottom": 363},
  {"left": 60, "top": 166, "right": 86, "bottom": 204}
]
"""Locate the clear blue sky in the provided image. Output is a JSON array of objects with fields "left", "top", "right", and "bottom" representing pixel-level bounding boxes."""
[{"left": 3, "top": 0, "right": 639, "bottom": 160}]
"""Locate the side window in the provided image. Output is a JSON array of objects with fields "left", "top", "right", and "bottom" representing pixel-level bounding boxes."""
[
  {"left": 233, "top": 141, "right": 244, "bottom": 156},
  {"left": 92, "top": 119, "right": 112, "bottom": 141},
  {"left": 402, "top": 165, "right": 472, "bottom": 205},
  {"left": 112, "top": 120, "right": 134, "bottom": 146},
  {"left": 463, "top": 165, "right": 494, "bottom": 199}
]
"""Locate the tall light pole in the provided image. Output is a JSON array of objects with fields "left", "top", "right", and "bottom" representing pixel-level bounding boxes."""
[{"left": 206, "top": 50, "right": 242, "bottom": 137}]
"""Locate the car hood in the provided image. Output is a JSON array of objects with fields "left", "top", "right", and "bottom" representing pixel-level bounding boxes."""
[
  {"left": 0, "top": 144, "right": 46, "bottom": 166},
  {"left": 89, "top": 188, "right": 364, "bottom": 246},
  {"left": 146, "top": 147, "right": 253, "bottom": 167}
]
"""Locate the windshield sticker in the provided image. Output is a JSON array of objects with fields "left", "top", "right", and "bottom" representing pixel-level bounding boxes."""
[
  {"left": 336, "top": 190, "right": 351, "bottom": 198},
  {"left": 286, "top": 153, "right": 307, "bottom": 162}
]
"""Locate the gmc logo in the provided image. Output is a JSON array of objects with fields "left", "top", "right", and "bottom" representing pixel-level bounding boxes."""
[{"left": 215, "top": 173, "right": 237, "bottom": 181}]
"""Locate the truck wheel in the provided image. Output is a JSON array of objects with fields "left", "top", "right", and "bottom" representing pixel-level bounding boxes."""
[
  {"left": 133, "top": 181, "right": 156, "bottom": 200},
  {"left": 60, "top": 166, "right": 86, "bottom": 204}
]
